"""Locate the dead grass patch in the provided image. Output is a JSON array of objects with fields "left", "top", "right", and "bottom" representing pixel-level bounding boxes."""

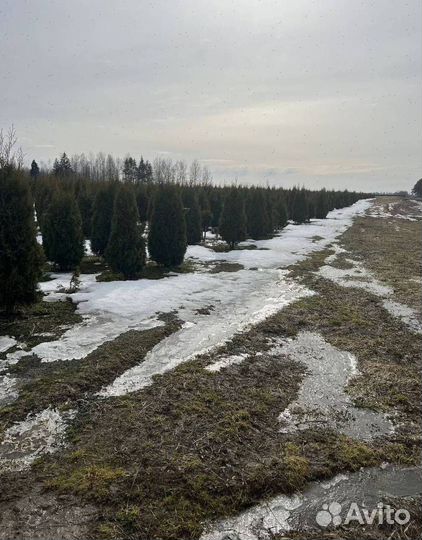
[{"left": 0, "top": 298, "right": 82, "bottom": 357}]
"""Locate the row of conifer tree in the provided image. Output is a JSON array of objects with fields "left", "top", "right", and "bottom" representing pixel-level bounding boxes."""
[{"left": 0, "top": 157, "right": 370, "bottom": 311}]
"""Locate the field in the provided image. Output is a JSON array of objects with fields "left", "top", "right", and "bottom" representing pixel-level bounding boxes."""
[{"left": 0, "top": 196, "right": 421, "bottom": 540}]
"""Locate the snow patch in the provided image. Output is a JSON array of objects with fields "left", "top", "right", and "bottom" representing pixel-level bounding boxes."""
[
  {"left": 366, "top": 199, "right": 422, "bottom": 221},
  {"left": 205, "top": 353, "right": 248, "bottom": 372},
  {"left": 318, "top": 253, "right": 422, "bottom": 334},
  {"left": 99, "top": 276, "right": 313, "bottom": 397},
  {"left": 0, "top": 408, "right": 76, "bottom": 472},
  {"left": 0, "top": 336, "right": 17, "bottom": 353},
  {"left": 0, "top": 375, "right": 18, "bottom": 404}
]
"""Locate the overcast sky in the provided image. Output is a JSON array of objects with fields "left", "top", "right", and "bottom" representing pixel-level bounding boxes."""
[{"left": 1, "top": 0, "right": 421, "bottom": 191}]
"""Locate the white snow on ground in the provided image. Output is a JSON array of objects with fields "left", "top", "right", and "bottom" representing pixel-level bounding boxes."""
[
  {"left": 1, "top": 340, "right": 28, "bottom": 374},
  {"left": 0, "top": 336, "right": 17, "bottom": 353},
  {"left": 318, "top": 250, "right": 422, "bottom": 334},
  {"left": 0, "top": 408, "right": 76, "bottom": 472},
  {"left": 4, "top": 200, "right": 371, "bottom": 393},
  {"left": 205, "top": 353, "right": 248, "bottom": 372},
  {"left": 366, "top": 199, "right": 422, "bottom": 221},
  {"left": 318, "top": 261, "right": 391, "bottom": 296},
  {"left": 0, "top": 375, "right": 18, "bottom": 404},
  {"left": 100, "top": 273, "right": 313, "bottom": 396},
  {"left": 84, "top": 239, "right": 93, "bottom": 256}
]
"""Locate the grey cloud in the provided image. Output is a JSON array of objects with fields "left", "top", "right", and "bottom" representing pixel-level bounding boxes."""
[{"left": 1, "top": 0, "right": 420, "bottom": 190}]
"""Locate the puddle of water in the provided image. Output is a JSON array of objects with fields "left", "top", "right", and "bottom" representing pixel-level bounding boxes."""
[
  {"left": 200, "top": 465, "right": 422, "bottom": 540},
  {"left": 272, "top": 332, "right": 392, "bottom": 441},
  {"left": 0, "top": 408, "right": 76, "bottom": 472}
]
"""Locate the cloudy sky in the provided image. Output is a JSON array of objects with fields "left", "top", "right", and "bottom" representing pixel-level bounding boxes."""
[{"left": 1, "top": 0, "right": 421, "bottom": 191}]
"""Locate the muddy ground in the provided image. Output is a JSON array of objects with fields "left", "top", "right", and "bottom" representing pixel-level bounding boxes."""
[{"left": 0, "top": 196, "right": 421, "bottom": 540}]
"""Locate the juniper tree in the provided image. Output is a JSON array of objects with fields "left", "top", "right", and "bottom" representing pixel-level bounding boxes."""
[
  {"left": 136, "top": 184, "right": 149, "bottom": 223},
  {"left": 209, "top": 190, "right": 223, "bottom": 229},
  {"left": 219, "top": 188, "right": 247, "bottom": 248},
  {"left": 315, "top": 189, "right": 329, "bottom": 219},
  {"left": 76, "top": 184, "right": 93, "bottom": 238},
  {"left": 291, "top": 189, "right": 308, "bottom": 224},
  {"left": 148, "top": 185, "right": 187, "bottom": 266},
  {"left": 246, "top": 189, "right": 270, "bottom": 239},
  {"left": 183, "top": 190, "right": 202, "bottom": 244},
  {"left": 199, "top": 191, "right": 212, "bottom": 240},
  {"left": 0, "top": 167, "right": 43, "bottom": 312},
  {"left": 105, "top": 185, "right": 146, "bottom": 278},
  {"left": 43, "top": 191, "right": 84, "bottom": 270},
  {"left": 278, "top": 198, "right": 288, "bottom": 228},
  {"left": 266, "top": 191, "right": 275, "bottom": 234},
  {"left": 91, "top": 185, "right": 115, "bottom": 256},
  {"left": 308, "top": 197, "right": 316, "bottom": 220}
]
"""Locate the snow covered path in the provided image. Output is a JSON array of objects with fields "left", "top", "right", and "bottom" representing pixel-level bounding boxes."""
[{"left": 5, "top": 200, "right": 372, "bottom": 398}]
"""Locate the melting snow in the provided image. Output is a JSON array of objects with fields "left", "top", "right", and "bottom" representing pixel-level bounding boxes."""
[
  {"left": 205, "top": 353, "right": 248, "bottom": 372},
  {"left": 0, "top": 336, "right": 17, "bottom": 353},
  {"left": 0, "top": 375, "right": 18, "bottom": 404},
  {"left": 366, "top": 199, "right": 422, "bottom": 221},
  {"left": 0, "top": 408, "right": 76, "bottom": 472},
  {"left": 6, "top": 201, "right": 371, "bottom": 395},
  {"left": 99, "top": 276, "right": 313, "bottom": 396},
  {"left": 318, "top": 249, "right": 422, "bottom": 334},
  {"left": 272, "top": 332, "right": 392, "bottom": 441}
]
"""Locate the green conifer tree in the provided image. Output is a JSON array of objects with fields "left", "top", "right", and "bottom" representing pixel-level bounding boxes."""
[
  {"left": 43, "top": 191, "right": 84, "bottom": 270},
  {"left": 136, "top": 184, "right": 149, "bottom": 222},
  {"left": 30, "top": 160, "right": 40, "bottom": 180},
  {"left": 183, "top": 190, "right": 202, "bottom": 244},
  {"left": 91, "top": 185, "right": 115, "bottom": 255},
  {"left": 0, "top": 167, "right": 43, "bottom": 312},
  {"left": 278, "top": 198, "right": 288, "bottom": 228},
  {"left": 412, "top": 179, "right": 422, "bottom": 198},
  {"left": 76, "top": 184, "right": 93, "bottom": 238},
  {"left": 219, "top": 188, "right": 247, "bottom": 248},
  {"left": 291, "top": 189, "right": 308, "bottom": 224},
  {"left": 246, "top": 189, "right": 270, "bottom": 239},
  {"left": 53, "top": 152, "right": 73, "bottom": 177},
  {"left": 199, "top": 191, "right": 212, "bottom": 240},
  {"left": 105, "top": 185, "right": 146, "bottom": 277},
  {"left": 315, "top": 189, "right": 329, "bottom": 219},
  {"left": 148, "top": 185, "right": 187, "bottom": 266}
]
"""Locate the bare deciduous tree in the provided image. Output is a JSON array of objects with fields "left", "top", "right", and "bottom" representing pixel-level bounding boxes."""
[
  {"left": 0, "top": 125, "right": 24, "bottom": 169},
  {"left": 189, "top": 159, "right": 201, "bottom": 186}
]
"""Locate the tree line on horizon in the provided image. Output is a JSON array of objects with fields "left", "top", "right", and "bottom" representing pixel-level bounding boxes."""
[{"left": 1, "top": 143, "right": 371, "bottom": 312}]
